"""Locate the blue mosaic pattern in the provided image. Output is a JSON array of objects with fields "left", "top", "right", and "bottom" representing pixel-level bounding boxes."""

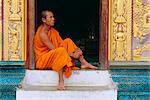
[
  {"left": 117, "top": 95, "right": 150, "bottom": 100},
  {"left": 0, "top": 92, "right": 16, "bottom": 100},
  {"left": 0, "top": 61, "right": 149, "bottom": 100},
  {"left": 0, "top": 61, "right": 25, "bottom": 100},
  {"left": 110, "top": 69, "right": 150, "bottom": 100}
]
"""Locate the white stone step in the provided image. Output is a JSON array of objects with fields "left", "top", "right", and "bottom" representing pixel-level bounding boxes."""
[
  {"left": 21, "top": 70, "right": 114, "bottom": 87},
  {"left": 16, "top": 86, "right": 117, "bottom": 100}
]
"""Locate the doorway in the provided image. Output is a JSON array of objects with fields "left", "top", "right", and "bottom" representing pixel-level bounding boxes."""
[
  {"left": 36, "top": 0, "right": 99, "bottom": 64},
  {"left": 26, "top": 0, "right": 109, "bottom": 69}
]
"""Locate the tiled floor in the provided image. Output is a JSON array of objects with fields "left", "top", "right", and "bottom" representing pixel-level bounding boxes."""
[
  {"left": 0, "top": 64, "right": 149, "bottom": 100},
  {"left": 111, "top": 69, "right": 150, "bottom": 100}
]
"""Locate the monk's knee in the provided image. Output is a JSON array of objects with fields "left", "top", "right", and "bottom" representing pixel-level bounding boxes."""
[
  {"left": 56, "top": 47, "right": 67, "bottom": 53},
  {"left": 64, "top": 38, "right": 71, "bottom": 42},
  {"left": 78, "top": 51, "right": 83, "bottom": 55}
]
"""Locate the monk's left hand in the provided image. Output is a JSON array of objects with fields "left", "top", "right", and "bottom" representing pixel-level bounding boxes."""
[{"left": 75, "top": 48, "right": 83, "bottom": 55}]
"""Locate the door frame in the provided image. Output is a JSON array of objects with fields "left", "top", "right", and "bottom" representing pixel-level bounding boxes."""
[
  {"left": 99, "top": 0, "right": 109, "bottom": 69},
  {"left": 26, "top": 0, "right": 109, "bottom": 69}
]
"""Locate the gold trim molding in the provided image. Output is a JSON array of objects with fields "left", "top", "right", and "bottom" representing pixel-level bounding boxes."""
[
  {"left": 3, "top": 0, "right": 25, "bottom": 61},
  {"left": 109, "top": 0, "right": 132, "bottom": 61}
]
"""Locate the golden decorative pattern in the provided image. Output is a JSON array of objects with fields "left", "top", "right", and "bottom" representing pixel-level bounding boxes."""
[
  {"left": 3, "top": 0, "right": 25, "bottom": 61},
  {"left": 109, "top": 0, "right": 132, "bottom": 61},
  {"left": 0, "top": 0, "right": 2, "bottom": 60},
  {"left": 133, "top": 44, "right": 150, "bottom": 60},
  {"left": 133, "top": 0, "right": 150, "bottom": 61}
]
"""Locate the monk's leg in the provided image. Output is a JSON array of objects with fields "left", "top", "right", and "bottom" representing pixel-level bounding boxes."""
[
  {"left": 69, "top": 48, "right": 83, "bottom": 59},
  {"left": 57, "top": 68, "right": 65, "bottom": 90},
  {"left": 78, "top": 55, "right": 97, "bottom": 69},
  {"left": 63, "top": 38, "right": 78, "bottom": 54},
  {"left": 63, "top": 38, "right": 97, "bottom": 69},
  {"left": 72, "top": 49, "right": 97, "bottom": 69}
]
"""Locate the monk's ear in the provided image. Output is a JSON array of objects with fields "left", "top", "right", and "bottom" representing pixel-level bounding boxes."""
[{"left": 42, "top": 18, "right": 46, "bottom": 23}]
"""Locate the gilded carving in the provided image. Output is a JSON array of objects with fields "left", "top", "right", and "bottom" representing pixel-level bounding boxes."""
[
  {"left": 133, "top": 0, "right": 150, "bottom": 60},
  {"left": 115, "top": 0, "right": 126, "bottom": 23},
  {"left": 8, "top": 23, "right": 20, "bottom": 60},
  {"left": 113, "top": 24, "right": 126, "bottom": 60},
  {"left": 133, "top": 46, "right": 143, "bottom": 58},
  {"left": 133, "top": 44, "right": 150, "bottom": 60},
  {"left": 134, "top": 1, "right": 150, "bottom": 42},
  {"left": 10, "top": 0, "right": 21, "bottom": 21},
  {"left": 134, "top": 23, "right": 148, "bottom": 42},
  {"left": 143, "top": 44, "right": 150, "bottom": 50},
  {"left": 109, "top": 0, "right": 132, "bottom": 61},
  {"left": 4, "top": 0, "right": 25, "bottom": 60}
]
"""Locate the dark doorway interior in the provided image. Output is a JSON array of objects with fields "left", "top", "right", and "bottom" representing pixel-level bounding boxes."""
[{"left": 36, "top": 0, "right": 100, "bottom": 64}]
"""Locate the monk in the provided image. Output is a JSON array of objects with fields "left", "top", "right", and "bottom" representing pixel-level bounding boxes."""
[{"left": 34, "top": 10, "right": 97, "bottom": 90}]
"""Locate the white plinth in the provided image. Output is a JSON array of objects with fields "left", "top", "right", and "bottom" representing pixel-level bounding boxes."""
[
  {"left": 21, "top": 70, "right": 114, "bottom": 87},
  {"left": 17, "top": 86, "right": 117, "bottom": 100},
  {"left": 17, "top": 70, "right": 117, "bottom": 100}
]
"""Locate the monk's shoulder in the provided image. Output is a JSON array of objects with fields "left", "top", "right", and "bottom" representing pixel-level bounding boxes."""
[
  {"left": 51, "top": 27, "right": 59, "bottom": 34},
  {"left": 39, "top": 29, "right": 48, "bottom": 39}
]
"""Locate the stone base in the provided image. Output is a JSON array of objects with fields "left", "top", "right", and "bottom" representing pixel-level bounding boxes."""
[
  {"left": 21, "top": 70, "right": 115, "bottom": 87},
  {"left": 17, "top": 70, "right": 117, "bottom": 100},
  {"left": 16, "top": 86, "right": 117, "bottom": 100}
]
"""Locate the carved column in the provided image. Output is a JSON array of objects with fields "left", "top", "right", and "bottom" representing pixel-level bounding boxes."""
[
  {"left": 109, "top": 0, "right": 132, "bottom": 61},
  {"left": 3, "top": 0, "right": 26, "bottom": 61}
]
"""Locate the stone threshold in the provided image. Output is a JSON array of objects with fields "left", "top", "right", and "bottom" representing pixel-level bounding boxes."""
[{"left": 20, "top": 85, "right": 114, "bottom": 91}]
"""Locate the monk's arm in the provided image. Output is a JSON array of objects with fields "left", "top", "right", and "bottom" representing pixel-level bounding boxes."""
[{"left": 39, "top": 32, "right": 55, "bottom": 50}]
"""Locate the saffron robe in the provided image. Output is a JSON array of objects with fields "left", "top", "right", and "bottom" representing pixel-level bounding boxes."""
[{"left": 34, "top": 26, "right": 78, "bottom": 78}]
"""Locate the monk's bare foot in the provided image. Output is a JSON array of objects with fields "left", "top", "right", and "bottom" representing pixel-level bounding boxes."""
[
  {"left": 72, "top": 66, "right": 80, "bottom": 70},
  {"left": 57, "top": 82, "right": 65, "bottom": 90},
  {"left": 81, "top": 63, "right": 98, "bottom": 70}
]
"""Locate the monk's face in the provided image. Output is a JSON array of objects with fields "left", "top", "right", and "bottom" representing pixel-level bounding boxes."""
[{"left": 44, "top": 11, "right": 55, "bottom": 26}]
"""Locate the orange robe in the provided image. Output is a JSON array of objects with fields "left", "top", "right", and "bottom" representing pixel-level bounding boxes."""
[{"left": 34, "top": 26, "right": 78, "bottom": 78}]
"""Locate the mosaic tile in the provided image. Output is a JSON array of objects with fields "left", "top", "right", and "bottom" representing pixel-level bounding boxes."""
[
  {"left": 0, "top": 62, "right": 25, "bottom": 100},
  {"left": 111, "top": 69, "right": 150, "bottom": 100}
]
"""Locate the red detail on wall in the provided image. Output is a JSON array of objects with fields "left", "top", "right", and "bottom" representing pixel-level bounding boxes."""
[
  {"left": 26, "top": 0, "right": 30, "bottom": 69},
  {"left": 99, "top": 0, "right": 109, "bottom": 69}
]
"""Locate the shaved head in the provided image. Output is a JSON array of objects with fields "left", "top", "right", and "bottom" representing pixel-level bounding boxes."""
[{"left": 41, "top": 10, "right": 53, "bottom": 19}]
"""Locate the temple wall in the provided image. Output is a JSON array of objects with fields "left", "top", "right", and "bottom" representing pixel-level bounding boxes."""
[
  {"left": 133, "top": 0, "right": 150, "bottom": 61},
  {"left": 109, "top": 0, "right": 150, "bottom": 61},
  {"left": 0, "top": 0, "right": 149, "bottom": 62},
  {"left": 0, "top": 0, "right": 26, "bottom": 61}
]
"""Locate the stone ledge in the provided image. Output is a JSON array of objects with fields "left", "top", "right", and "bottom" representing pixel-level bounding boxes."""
[
  {"left": 16, "top": 86, "right": 117, "bottom": 100},
  {"left": 19, "top": 85, "right": 115, "bottom": 91},
  {"left": 109, "top": 61, "right": 150, "bottom": 69},
  {"left": 21, "top": 70, "right": 115, "bottom": 87}
]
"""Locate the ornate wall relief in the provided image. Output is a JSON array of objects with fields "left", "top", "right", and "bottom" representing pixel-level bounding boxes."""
[
  {"left": 0, "top": 0, "right": 2, "bottom": 60},
  {"left": 3, "top": 0, "right": 25, "bottom": 61},
  {"left": 133, "top": 0, "right": 150, "bottom": 61},
  {"left": 109, "top": 0, "right": 132, "bottom": 61}
]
